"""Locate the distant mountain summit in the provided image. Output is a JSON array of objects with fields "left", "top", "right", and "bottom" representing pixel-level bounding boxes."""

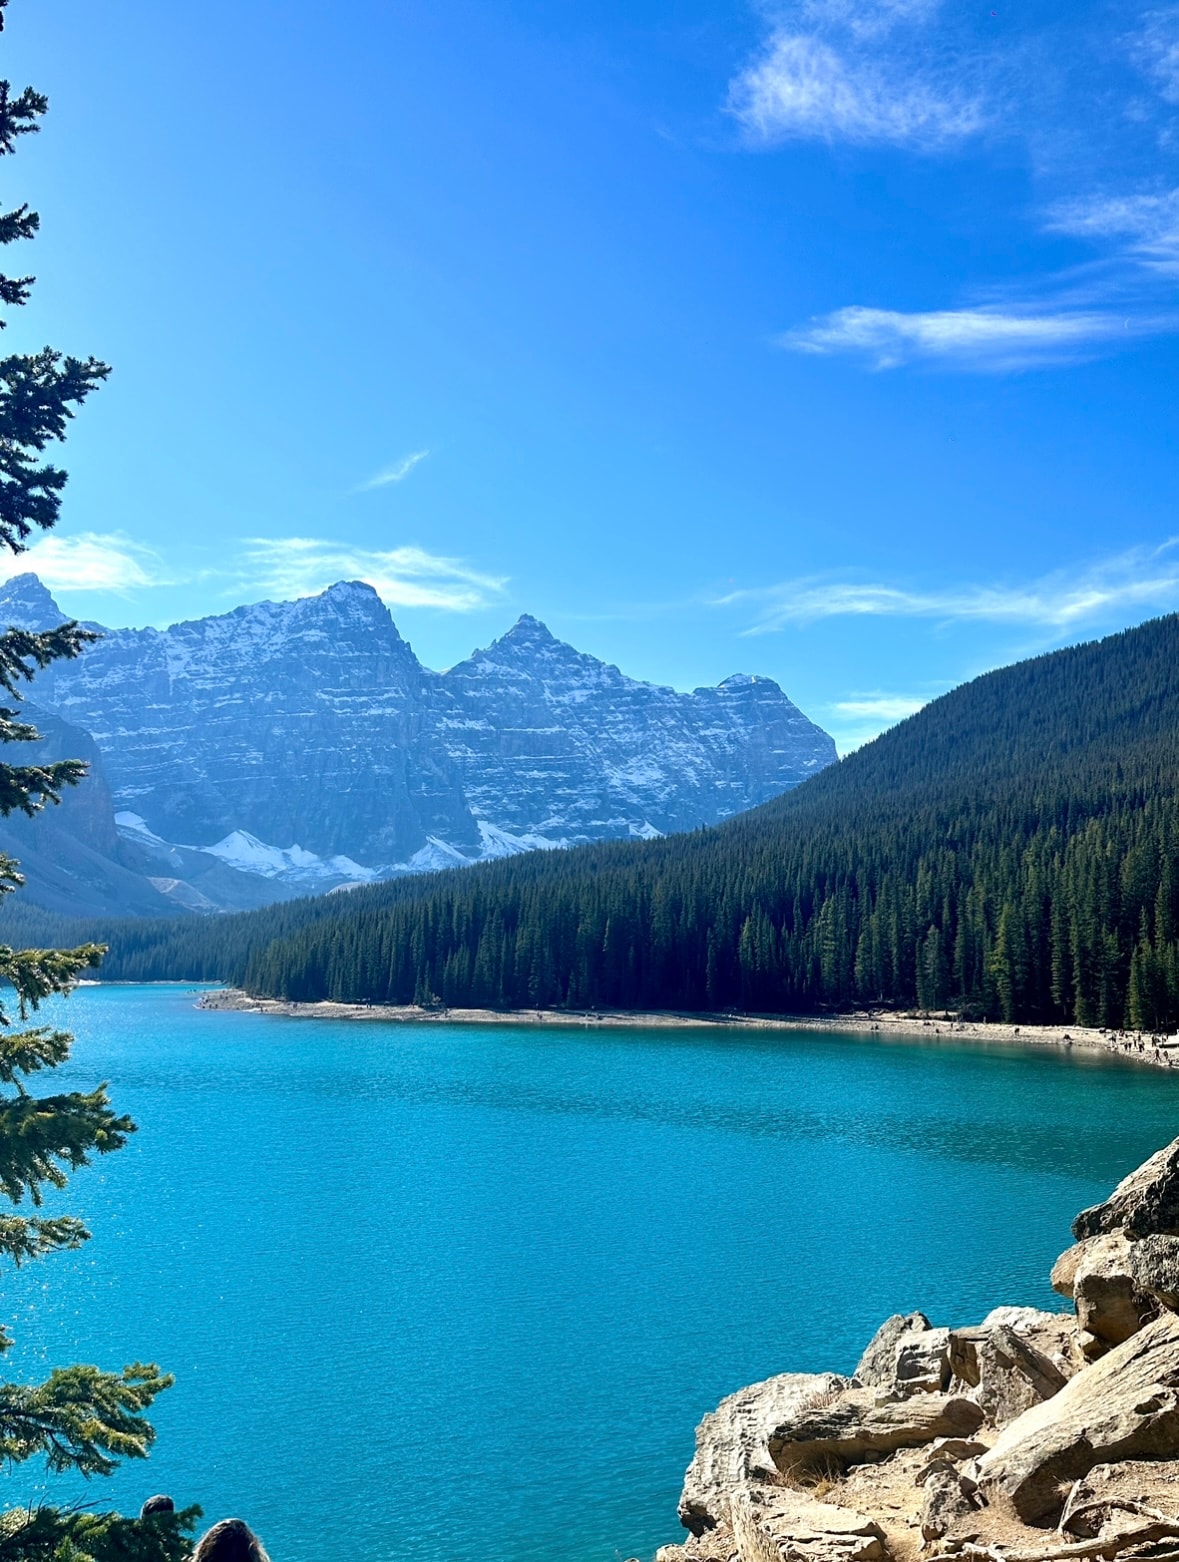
[{"left": 0, "top": 574, "right": 835, "bottom": 913}]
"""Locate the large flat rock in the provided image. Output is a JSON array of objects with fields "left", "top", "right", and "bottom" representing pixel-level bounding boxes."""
[
  {"left": 768, "top": 1389, "right": 984, "bottom": 1474},
  {"left": 976, "top": 1312, "right": 1179, "bottom": 1521}
]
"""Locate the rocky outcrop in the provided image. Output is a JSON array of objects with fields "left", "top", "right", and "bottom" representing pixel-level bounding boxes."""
[
  {"left": 976, "top": 1313, "right": 1179, "bottom": 1519},
  {"left": 651, "top": 1135, "right": 1179, "bottom": 1562},
  {"left": 1128, "top": 1233, "right": 1179, "bottom": 1308},
  {"left": 679, "top": 1374, "right": 849, "bottom": 1537},
  {"left": 947, "top": 1317, "right": 1071, "bottom": 1430},
  {"left": 1072, "top": 1138, "right": 1179, "bottom": 1240}
]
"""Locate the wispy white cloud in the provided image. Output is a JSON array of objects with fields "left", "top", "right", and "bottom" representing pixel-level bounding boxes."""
[
  {"left": 824, "top": 689, "right": 933, "bottom": 752},
  {"left": 1130, "top": 8, "right": 1179, "bottom": 104},
  {"left": 0, "top": 532, "right": 171, "bottom": 593},
  {"left": 356, "top": 450, "right": 430, "bottom": 492},
  {"left": 780, "top": 303, "right": 1156, "bottom": 369},
  {"left": 242, "top": 537, "right": 507, "bottom": 613},
  {"left": 832, "top": 693, "right": 929, "bottom": 720},
  {"left": 1048, "top": 189, "right": 1179, "bottom": 272},
  {"left": 729, "top": 0, "right": 1179, "bottom": 375},
  {"left": 722, "top": 540, "right": 1179, "bottom": 635},
  {"left": 729, "top": 28, "right": 983, "bottom": 148}
]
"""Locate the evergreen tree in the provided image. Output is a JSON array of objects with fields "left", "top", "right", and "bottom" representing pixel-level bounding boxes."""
[{"left": 0, "top": 9, "right": 196, "bottom": 1556}]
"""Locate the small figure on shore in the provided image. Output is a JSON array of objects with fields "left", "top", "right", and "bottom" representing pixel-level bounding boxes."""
[
  {"left": 140, "top": 1495, "right": 175, "bottom": 1520},
  {"left": 192, "top": 1518, "right": 272, "bottom": 1561}
]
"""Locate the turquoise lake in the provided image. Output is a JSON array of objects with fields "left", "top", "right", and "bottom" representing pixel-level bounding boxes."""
[{"left": 5, "top": 985, "right": 1179, "bottom": 1561}]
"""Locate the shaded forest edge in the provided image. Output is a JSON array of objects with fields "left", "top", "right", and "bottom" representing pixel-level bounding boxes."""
[{"left": 14, "top": 612, "right": 1179, "bottom": 1032}]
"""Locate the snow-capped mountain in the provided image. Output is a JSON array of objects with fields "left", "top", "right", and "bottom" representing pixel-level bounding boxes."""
[{"left": 0, "top": 575, "right": 836, "bottom": 914}]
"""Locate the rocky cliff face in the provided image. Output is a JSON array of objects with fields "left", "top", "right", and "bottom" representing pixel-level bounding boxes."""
[
  {"left": 650, "top": 1137, "right": 1179, "bottom": 1562},
  {"left": 0, "top": 574, "right": 835, "bottom": 911}
]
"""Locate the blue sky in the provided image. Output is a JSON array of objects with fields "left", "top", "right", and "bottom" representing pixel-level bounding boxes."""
[{"left": 4, "top": 0, "right": 1179, "bottom": 751}]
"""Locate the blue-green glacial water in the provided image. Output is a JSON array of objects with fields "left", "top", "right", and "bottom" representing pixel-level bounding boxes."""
[{"left": 4, "top": 985, "right": 1179, "bottom": 1561}]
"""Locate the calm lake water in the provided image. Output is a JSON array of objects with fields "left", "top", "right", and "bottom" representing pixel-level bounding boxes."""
[{"left": 4, "top": 985, "right": 1179, "bottom": 1561}]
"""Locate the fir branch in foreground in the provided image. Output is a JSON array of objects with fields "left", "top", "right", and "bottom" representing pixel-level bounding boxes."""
[{"left": 0, "top": 1364, "right": 173, "bottom": 1477}]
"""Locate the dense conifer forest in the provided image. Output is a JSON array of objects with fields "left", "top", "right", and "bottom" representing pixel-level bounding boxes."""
[{"left": 20, "top": 611, "right": 1179, "bottom": 1030}]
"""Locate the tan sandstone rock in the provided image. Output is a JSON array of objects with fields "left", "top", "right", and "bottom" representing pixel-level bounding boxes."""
[
  {"left": 658, "top": 1489, "right": 886, "bottom": 1562},
  {"left": 730, "top": 1488, "right": 887, "bottom": 1562},
  {"left": 1070, "top": 1231, "right": 1154, "bottom": 1347},
  {"left": 894, "top": 1326, "right": 951, "bottom": 1397},
  {"left": 768, "top": 1388, "right": 984, "bottom": 1475},
  {"left": 1128, "top": 1232, "right": 1179, "bottom": 1310},
  {"left": 948, "top": 1319, "right": 1068, "bottom": 1429},
  {"left": 854, "top": 1312, "right": 931, "bottom": 1392},
  {"left": 678, "top": 1373, "right": 849, "bottom": 1537},
  {"left": 1073, "top": 1135, "right": 1179, "bottom": 1240},
  {"left": 976, "top": 1312, "right": 1179, "bottom": 1521}
]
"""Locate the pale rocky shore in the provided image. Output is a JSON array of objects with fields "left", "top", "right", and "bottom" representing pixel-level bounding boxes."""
[
  {"left": 640, "top": 1136, "right": 1179, "bottom": 1562},
  {"left": 198, "top": 989, "right": 1179, "bottom": 1069}
]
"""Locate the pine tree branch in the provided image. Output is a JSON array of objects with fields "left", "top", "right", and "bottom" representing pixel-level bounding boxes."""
[
  {"left": 0, "top": 82, "right": 47, "bottom": 155},
  {"left": 0, "top": 1214, "right": 88, "bottom": 1267},
  {"left": 0, "top": 760, "right": 87, "bottom": 818},
  {"left": 0, "top": 1083, "right": 132, "bottom": 1206},
  {"left": 0, "top": 204, "right": 38, "bottom": 246},
  {"left": 0, "top": 352, "right": 110, "bottom": 547},
  {"left": 0, "top": 626, "right": 102, "bottom": 697},
  {"left": 0, "top": 1502, "right": 201, "bottom": 1562},
  {"left": 0, "top": 1364, "right": 173, "bottom": 1477},
  {"left": 0, "top": 948, "right": 106, "bottom": 1015}
]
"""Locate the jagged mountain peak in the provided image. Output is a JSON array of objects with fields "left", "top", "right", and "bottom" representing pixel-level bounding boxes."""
[
  {"left": 499, "top": 613, "right": 562, "bottom": 647},
  {"left": 509, "top": 612, "right": 552, "bottom": 633},
  {"left": 0, "top": 572, "right": 67, "bottom": 630},
  {"left": 716, "top": 672, "right": 785, "bottom": 695},
  {"left": 10, "top": 573, "right": 836, "bottom": 913},
  {"left": 316, "top": 578, "right": 385, "bottom": 606}
]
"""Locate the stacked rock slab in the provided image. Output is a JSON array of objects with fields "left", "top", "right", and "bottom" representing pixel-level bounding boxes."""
[{"left": 653, "top": 1134, "right": 1179, "bottom": 1562}]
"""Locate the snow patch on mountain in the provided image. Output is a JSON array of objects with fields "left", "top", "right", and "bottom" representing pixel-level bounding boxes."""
[{"left": 203, "top": 831, "right": 380, "bottom": 884}]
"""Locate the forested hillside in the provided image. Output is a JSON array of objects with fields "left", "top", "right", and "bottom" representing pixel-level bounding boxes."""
[{"left": 23, "top": 612, "right": 1179, "bottom": 1030}]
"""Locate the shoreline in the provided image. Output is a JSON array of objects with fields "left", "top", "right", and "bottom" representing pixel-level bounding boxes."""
[{"left": 197, "top": 989, "right": 1179, "bottom": 1069}]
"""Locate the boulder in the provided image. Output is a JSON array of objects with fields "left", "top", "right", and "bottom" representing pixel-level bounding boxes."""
[
  {"left": 731, "top": 1488, "right": 886, "bottom": 1562},
  {"left": 1051, "top": 1243, "right": 1087, "bottom": 1298},
  {"left": 976, "top": 1306, "right": 1087, "bottom": 1379},
  {"left": 949, "top": 1322, "right": 1068, "bottom": 1429},
  {"left": 976, "top": 1312, "right": 1179, "bottom": 1521},
  {"left": 1129, "top": 1233, "right": 1179, "bottom": 1310},
  {"left": 853, "top": 1312, "right": 931, "bottom": 1392},
  {"left": 768, "top": 1388, "right": 984, "bottom": 1475},
  {"left": 1071, "top": 1231, "right": 1153, "bottom": 1346},
  {"left": 678, "top": 1373, "right": 849, "bottom": 1537},
  {"left": 918, "top": 1464, "right": 980, "bottom": 1543},
  {"left": 894, "top": 1326, "right": 951, "bottom": 1397},
  {"left": 1073, "top": 1136, "right": 1179, "bottom": 1240}
]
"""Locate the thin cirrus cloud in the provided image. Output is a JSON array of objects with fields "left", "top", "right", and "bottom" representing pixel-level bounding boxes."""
[
  {"left": 0, "top": 531, "right": 171, "bottom": 593},
  {"left": 728, "top": 30, "right": 983, "bottom": 149},
  {"left": 729, "top": 2, "right": 1179, "bottom": 371},
  {"left": 1130, "top": 6, "right": 1179, "bottom": 103},
  {"left": 1047, "top": 189, "right": 1179, "bottom": 273},
  {"left": 242, "top": 538, "right": 507, "bottom": 613},
  {"left": 356, "top": 449, "right": 430, "bottom": 492},
  {"left": 832, "top": 694, "right": 930, "bottom": 721},
  {"left": 721, "top": 540, "right": 1179, "bottom": 636},
  {"left": 779, "top": 304, "right": 1155, "bottom": 370}
]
